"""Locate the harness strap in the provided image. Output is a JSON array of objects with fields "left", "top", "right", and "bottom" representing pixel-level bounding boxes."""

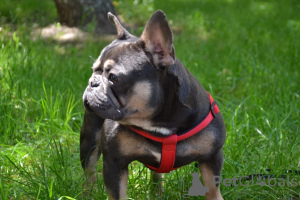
[
  {"left": 128, "top": 93, "right": 219, "bottom": 173},
  {"left": 156, "top": 134, "right": 177, "bottom": 173},
  {"left": 177, "top": 93, "right": 219, "bottom": 141}
]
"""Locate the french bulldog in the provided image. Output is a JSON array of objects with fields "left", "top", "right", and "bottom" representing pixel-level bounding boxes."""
[{"left": 80, "top": 10, "right": 226, "bottom": 200}]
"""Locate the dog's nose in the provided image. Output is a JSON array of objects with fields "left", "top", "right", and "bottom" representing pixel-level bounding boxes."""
[
  {"left": 89, "top": 74, "right": 102, "bottom": 88},
  {"left": 90, "top": 80, "right": 100, "bottom": 88}
]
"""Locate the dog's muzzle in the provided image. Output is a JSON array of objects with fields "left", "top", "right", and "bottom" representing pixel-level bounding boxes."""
[{"left": 83, "top": 74, "right": 124, "bottom": 120}]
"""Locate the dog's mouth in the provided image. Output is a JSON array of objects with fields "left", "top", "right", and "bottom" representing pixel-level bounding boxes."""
[
  {"left": 110, "top": 87, "right": 123, "bottom": 108},
  {"left": 83, "top": 98, "right": 94, "bottom": 113},
  {"left": 83, "top": 85, "right": 126, "bottom": 120}
]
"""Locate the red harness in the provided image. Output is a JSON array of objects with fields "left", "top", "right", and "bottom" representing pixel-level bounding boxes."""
[{"left": 129, "top": 93, "right": 219, "bottom": 173}]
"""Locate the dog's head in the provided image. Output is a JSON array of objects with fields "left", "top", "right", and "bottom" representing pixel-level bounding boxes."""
[{"left": 83, "top": 10, "right": 175, "bottom": 126}]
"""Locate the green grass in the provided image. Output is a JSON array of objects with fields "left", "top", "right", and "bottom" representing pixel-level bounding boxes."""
[{"left": 1, "top": 0, "right": 300, "bottom": 199}]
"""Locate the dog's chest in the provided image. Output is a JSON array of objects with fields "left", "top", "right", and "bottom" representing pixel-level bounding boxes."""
[{"left": 116, "top": 129, "right": 215, "bottom": 167}]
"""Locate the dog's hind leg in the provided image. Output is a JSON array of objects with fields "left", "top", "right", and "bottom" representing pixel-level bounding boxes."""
[
  {"left": 198, "top": 149, "right": 224, "bottom": 200},
  {"left": 80, "top": 111, "right": 104, "bottom": 188},
  {"left": 151, "top": 171, "right": 164, "bottom": 197}
]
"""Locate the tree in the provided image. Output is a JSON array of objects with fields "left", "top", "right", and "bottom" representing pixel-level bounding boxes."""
[{"left": 53, "top": 0, "right": 117, "bottom": 34}]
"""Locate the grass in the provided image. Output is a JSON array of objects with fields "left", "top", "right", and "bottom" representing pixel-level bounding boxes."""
[{"left": 0, "top": 0, "right": 299, "bottom": 199}]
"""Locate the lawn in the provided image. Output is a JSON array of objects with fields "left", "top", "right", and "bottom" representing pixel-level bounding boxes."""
[{"left": 0, "top": 0, "right": 299, "bottom": 199}]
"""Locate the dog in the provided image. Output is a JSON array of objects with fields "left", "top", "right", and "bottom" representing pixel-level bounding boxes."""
[{"left": 80, "top": 10, "right": 226, "bottom": 200}]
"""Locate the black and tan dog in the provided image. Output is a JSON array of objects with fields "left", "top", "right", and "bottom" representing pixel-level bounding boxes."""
[{"left": 80, "top": 10, "right": 226, "bottom": 200}]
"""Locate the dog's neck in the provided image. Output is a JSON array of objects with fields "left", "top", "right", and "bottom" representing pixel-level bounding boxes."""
[
  {"left": 120, "top": 119, "right": 173, "bottom": 135},
  {"left": 134, "top": 61, "right": 211, "bottom": 136}
]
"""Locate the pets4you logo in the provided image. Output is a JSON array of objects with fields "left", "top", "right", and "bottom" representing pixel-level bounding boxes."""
[{"left": 180, "top": 172, "right": 299, "bottom": 197}]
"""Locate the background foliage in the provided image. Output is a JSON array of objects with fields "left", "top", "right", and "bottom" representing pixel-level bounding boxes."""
[{"left": 0, "top": 0, "right": 299, "bottom": 199}]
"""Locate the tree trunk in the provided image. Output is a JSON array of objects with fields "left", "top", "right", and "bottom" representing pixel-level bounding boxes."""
[{"left": 53, "top": 0, "right": 117, "bottom": 34}]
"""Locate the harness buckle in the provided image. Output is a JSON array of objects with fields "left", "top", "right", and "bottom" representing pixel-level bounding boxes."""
[{"left": 211, "top": 101, "right": 218, "bottom": 117}]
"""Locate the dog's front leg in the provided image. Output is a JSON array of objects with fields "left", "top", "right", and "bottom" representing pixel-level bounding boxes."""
[
  {"left": 151, "top": 171, "right": 164, "bottom": 196},
  {"left": 103, "top": 155, "right": 128, "bottom": 200},
  {"left": 198, "top": 149, "right": 224, "bottom": 200},
  {"left": 80, "top": 111, "right": 104, "bottom": 188}
]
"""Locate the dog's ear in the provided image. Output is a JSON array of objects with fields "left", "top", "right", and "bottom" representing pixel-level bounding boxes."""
[
  {"left": 141, "top": 10, "right": 175, "bottom": 69},
  {"left": 108, "top": 12, "right": 132, "bottom": 40}
]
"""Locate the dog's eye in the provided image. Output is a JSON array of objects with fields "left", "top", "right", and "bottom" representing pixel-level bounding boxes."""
[{"left": 108, "top": 74, "right": 119, "bottom": 84}]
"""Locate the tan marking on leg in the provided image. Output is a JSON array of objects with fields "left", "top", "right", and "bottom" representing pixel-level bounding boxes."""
[
  {"left": 199, "top": 164, "right": 223, "bottom": 200},
  {"left": 83, "top": 129, "right": 102, "bottom": 186},
  {"left": 105, "top": 170, "right": 128, "bottom": 200},
  {"left": 120, "top": 171, "right": 128, "bottom": 200},
  {"left": 83, "top": 146, "right": 100, "bottom": 187}
]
